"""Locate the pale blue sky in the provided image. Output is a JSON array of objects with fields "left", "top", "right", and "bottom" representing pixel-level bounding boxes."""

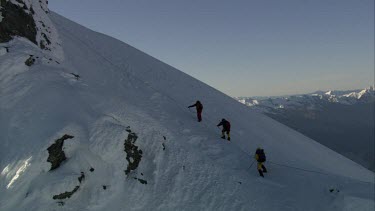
[{"left": 50, "top": 0, "right": 374, "bottom": 97}]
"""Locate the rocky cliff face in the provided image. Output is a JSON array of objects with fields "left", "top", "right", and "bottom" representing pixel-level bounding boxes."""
[{"left": 0, "top": 0, "right": 63, "bottom": 60}]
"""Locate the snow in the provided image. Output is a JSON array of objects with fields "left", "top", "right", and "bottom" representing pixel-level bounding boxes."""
[
  {"left": 0, "top": 6, "right": 374, "bottom": 211},
  {"left": 342, "top": 197, "right": 375, "bottom": 211},
  {"left": 0, "top": 47, "right": 6, "bottom": 56},
  {"left": 6, "top": 156, "right": 32, "bottom": 189}
]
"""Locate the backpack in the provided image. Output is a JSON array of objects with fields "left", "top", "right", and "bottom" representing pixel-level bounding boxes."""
[
  {"left": 196, "top": 102, "right": 203, "bottom": 111},
  {"left": 257, "top": 149, "right": 266, "bottom": 162},
  {"left": 224, "top": 120, "right": 231, "bottom": 130}
]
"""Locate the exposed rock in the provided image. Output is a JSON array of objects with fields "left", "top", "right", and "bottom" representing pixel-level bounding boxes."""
[
  {"left": 52, "top": 172, "right": 85, "bottom": 200},
  {"left": 25, "top": 55, "right": 35, "bottom": 66},
  {"left": 52, "top": 186, "right": 79, "bottom": 200},
  {"left": 329, "top": 188, "right": 340, "bottom": 193},
  {"left": 41, "top": 32, "right": 50, "bottom": 44},
  {"left": 46, "top": 134, "right": 74, "bottom": 171},
  {"left": 39, "top": 39, "right": 46, "bottom": 49},
  {"left": 124, "top": 130, "right": 142, "bottom": 175},
  {"left": 78, "top": 172, "right": 85, "bottom": 183},
  {"left": 0, "top": 0, "right": 37, "bottom": 44},
  {"left": 70, "top": 73, "right": 80, "bottom": 80},
  {"left": 29, "top": 6, "right": 34, "bottom": 15},
  {"left": 133, "top": 177, "right": 147, "bottom": 185},
  {"left": 102, "top": 185, "right": 107, "bottom": 190}
]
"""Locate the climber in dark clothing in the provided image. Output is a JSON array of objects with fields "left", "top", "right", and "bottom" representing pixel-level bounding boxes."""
[
  {"left": 217, "top": 118, "right": 231, "bottom": 141},
  {"left": 188, "top": 100, "right": 203, "bottom": 122},
  {"left": 255, "top": 148, "right": 267, "bottom": 177}
]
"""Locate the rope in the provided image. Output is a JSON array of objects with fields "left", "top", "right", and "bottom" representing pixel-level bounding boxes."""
[
  {"left": 57, "top": 23, "right": 253, "bottom": 170},
  {"left": 267, "top": 161, "right": 374, "bottom": 185},
  {"left": 268, "top": 161, "right": 332, "bottom": 176},
  {"left": 57, "top": 23, "right": 193, "bottom": 117},
  {"left": 248, "top": 160, "right": 256, "bottom": 169}
]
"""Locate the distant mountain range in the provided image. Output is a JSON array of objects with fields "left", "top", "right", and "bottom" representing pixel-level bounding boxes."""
[
  {"left": 236, "top": 87, "right": 375, "bottom": 171},
  {"left": 237, "top": 87, "right": 374, "bottom": 113}
]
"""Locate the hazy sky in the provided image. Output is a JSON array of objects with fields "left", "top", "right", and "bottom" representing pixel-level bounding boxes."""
[{"left": 50, "top": 0, "right": 374, "bottom": 97}]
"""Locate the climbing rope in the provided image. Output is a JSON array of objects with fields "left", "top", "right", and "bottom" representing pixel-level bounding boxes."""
[
  {"left": 268, "top": 161, "right": 333, "bottom": 176},
  {"left": 58, "top": 23, "right": 195, "bottom": 117},
  {"left": 265, "top": 161, "right": 374, "bottom": 185},
  {"left": 248, "top": 160, "right": 256, "bottom": 169}
]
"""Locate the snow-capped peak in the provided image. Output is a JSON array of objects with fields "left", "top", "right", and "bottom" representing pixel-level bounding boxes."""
[
  {"left": 236, "top": 87, "right": 374, "bottom": 113},
  {"left": 342, "top": 86, "right": 374, "bottom": 100}
]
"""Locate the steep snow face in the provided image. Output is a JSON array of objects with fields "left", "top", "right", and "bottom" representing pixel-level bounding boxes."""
[
  {"left": 0, "top": 10, "right": 374, "bottom": 211},
  {"left": 0, "top": 0, "right": 63, "bottom": 60}
]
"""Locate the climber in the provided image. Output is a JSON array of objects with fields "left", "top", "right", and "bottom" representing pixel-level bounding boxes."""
[
  {"left": 255, "top": 148, "right": 267, "bottom": 177},
  {"left": 217, "top": 118, "right": 231, "bottom": 141},
  {"left": 188, "top": 100, "right": 203, "bottom": 122}
]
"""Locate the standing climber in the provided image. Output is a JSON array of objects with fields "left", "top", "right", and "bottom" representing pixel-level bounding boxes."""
[
  {"left": 217, "top": 118, "right": 231, "bottom": 141},
  {"left": 255, "top": 148, "right": 267, "bottom": 177},
  {"left": 188, "top": 100, "right": 203, "bottom": 122}
]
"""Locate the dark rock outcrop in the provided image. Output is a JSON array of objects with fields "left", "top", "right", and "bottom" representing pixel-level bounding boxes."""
[
  {"left": 78, "top": 172, "right": 85, "bottom": 183},
  {"left": 52, "top": 172, "right": 85, "bottom": 200},
  {"left": 124, "top": 131, "right": 142, "bottom": 175},
  {"left": 70, "top": 73, "right": 80, "bottom": 80},
  {"left": 52, "top": 186, "right": 79, "bottom": 200},
  {"left": 25, "top": 55, "right": 35, "bottom": 66},
  {"left": 0, "top": 0, "right": 37, "bottom": 44},
  {"left": 133, "top": 177, "right": 147, "bottom": 185},
  {"left": 47, "top": 134, "right": 74, "bottom": 171}
]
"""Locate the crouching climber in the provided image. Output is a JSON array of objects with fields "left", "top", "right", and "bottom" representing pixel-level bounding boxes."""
[{"left": 217, "top": 118, "right": 231, "bottom": 141}]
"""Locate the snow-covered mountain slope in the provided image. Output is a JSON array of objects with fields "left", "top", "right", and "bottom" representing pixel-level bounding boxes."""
[
  {"left": 0, "top": 3, "right": 374, "bottom": 211},
  {"left": 236, "top": 89, "right": 375, "bottom": 172}
]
